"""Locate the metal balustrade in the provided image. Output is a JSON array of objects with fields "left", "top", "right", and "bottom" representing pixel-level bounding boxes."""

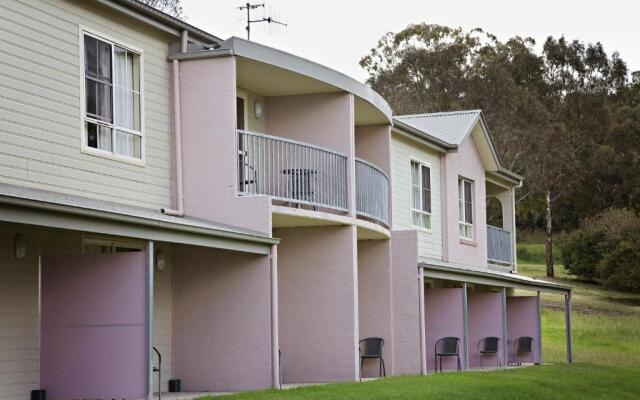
[
  {"left": 487, "top": 225, "right": 513, "bottom": 265},
  {"left": 355, "top": 159, "right": 390, "bottom": 227},
  {"left": 238, "top": 130, "right": 349, "bottom": 211}
]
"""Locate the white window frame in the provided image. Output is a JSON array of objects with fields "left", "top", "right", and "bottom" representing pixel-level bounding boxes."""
[
  {"left": 79, "top": 27, "right": 145, "bottom": 166},
  {"left": 81, "top": 236, "right": 144, "bottom": 254},
  {"left": 459, "top": 177, "right": 474, "bottom": 240},
  {"left": 410, "top": 158, "right": 432, "bottom": 231}
]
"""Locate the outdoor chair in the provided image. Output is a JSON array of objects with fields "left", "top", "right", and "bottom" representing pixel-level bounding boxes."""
[
  {"left": 514, "top": 336, "right": 534, "bottom": 365},
  {"left": 477, "top": 336, "right": 501, "bottom": 369},
  {"left": 434, "top": 337, "right": 461, "bottom": 372},
  {"left": 359, "top": 337, "right": 386, "bottom": 378}
]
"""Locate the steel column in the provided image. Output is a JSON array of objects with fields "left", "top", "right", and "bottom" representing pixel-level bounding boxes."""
[
  {"left": 270, "top": 244, "right": 281, "bottom": 388},
  {"left": 536, "top": 291, "right": 542, "bottom": 364},
  {"left": 462, "top": 282, "right": 469, "bottom": 370},
  {"left": 565, "top": 293, "right": 574, "bottom": 363},
  {"left": 418, "top": 269, "right": 427, "bottom": 374},
  {"left": 146, "top": 241, "right": 154, "bottom": 400},
  {"left": 501, "top": 287, "right": 508, "bottom": 367}
]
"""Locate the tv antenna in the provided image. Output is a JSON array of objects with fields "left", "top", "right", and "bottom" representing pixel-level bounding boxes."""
[{"left": 238, "top": 2, "right": 287, "bottom": 41}]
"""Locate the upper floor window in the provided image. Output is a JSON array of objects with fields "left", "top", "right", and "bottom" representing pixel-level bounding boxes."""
[
  {"left": 411, "top": 160, "right": 431, "bottom": 229},
  {"left": 83, "top": 32, "right": 143, "bottom": 161},
  {"left": 459, "top": 178, "right": 473, "bottom": 239}
]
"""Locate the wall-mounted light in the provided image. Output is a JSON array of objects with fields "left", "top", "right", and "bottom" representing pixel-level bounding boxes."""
[
  {"left": 155, "top": 249, "right": 166, "bottom": 272},
  {"left": 254, "top": 100, "right": 264, "bottom": 119},
  {"left": 14, "top": 233, "right": 27, "bottom": 260}
]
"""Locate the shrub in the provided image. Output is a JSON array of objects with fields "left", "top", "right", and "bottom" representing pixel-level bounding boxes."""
[{"left": 560, "top": 208, "right": 640, "bottom": 292}]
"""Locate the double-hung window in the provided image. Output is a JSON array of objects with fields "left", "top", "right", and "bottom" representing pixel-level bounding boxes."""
[
  {"left": 411, "top": 160, "right": 431, "bottom": 229},
  {"left": 83, "top": 32, "right": 143, "bottom": 160},
  {"left": 458, "top": 178, "right": 473, "bottom": 239}
]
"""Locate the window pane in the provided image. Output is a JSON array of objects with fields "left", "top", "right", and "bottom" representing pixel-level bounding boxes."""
[
  {"left": 411, "top": 161, "right": 419, "bottom": 186},
  {"left": 459, "top": 199, "right": 464, "bottom": 223},
  {"left": 114, "top": 47, "right": 130, "bottom": 89},
  {"left": 465, "top": 201, "right": 473, "bottom": 224},
  {"left": 85, "top": 78, "right": 97, "bottom": 117},
  {"left": 464, "top": 180, "right": 472, "bottom": 202},
  {"left": 421, "top": 165, "right": 431, "bottom": 212},
  {"left": 115, "top": 130, "right": 141, "bottom": 159},
  {"left": 114, "top": 86, "right": 133, "bottom": 128},
  {"left": 85, "top": 79, "right": 112, "bottom": 122},
  {"left": 97, "top": 40, "right": 112, "bottom": 81},
  {"left": 84, "top": 36, "right": 98, "bottom": 77},
  {"left": 422, "top": 213, "right": 431, "bottom": 229},
  {"left": 86, "top": 121, "right": 112, "bottom": 152},
  {"left": 411, "top": 185, "right": 420, "bottom": 209}
]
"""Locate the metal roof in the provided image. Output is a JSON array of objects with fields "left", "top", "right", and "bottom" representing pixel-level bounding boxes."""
[
  {"left": 394, "top": 110, "right": 482, "bottom": 146},
  {"left": 420, "top": 258, "right": 571, "bottom": 295}
]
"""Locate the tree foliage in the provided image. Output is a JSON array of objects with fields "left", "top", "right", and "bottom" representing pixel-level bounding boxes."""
[
  {"left": 139, "top": 0, "right": 185, "bottom": 19},
  {"left": 361, "top": 23, "right": 640, "bottom": 276}
]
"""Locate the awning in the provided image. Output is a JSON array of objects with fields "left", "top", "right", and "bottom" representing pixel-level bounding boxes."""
[
  {"left": 419, "top": 259, "right": 571, "bottom": 295},
  {"left": 0, "top": 184, "right": 278, "bottom": 255}
]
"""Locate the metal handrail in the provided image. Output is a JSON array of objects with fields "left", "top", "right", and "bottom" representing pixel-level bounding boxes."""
[
  {"left": 237, "top": 130, "right": 349, "bottom": 211},
  {"left": 355, "top": 158, "right": 390, "bottom": 226},
  {"left": 487, "top": 225, "right": 512, "bottom": 265}
]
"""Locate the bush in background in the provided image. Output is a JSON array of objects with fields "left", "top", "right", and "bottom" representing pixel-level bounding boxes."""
[{"left": 560, "top": 208, "right": 640, "bottom": 292}]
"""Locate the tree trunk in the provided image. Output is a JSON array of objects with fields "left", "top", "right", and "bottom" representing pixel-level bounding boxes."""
[{"left": 545, "top": 190, "right": 555, "bottom": 278}]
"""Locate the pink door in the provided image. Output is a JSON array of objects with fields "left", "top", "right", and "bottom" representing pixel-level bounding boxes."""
[{"left": 40, "top": 252, "right": 147, "bottom": 400}]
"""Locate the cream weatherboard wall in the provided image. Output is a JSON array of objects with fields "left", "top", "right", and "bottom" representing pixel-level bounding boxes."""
[
  {"left": 390, "top": 132, "right": 443, "bottom": 261},
  {"left": 0, "top": 0, "right": 173, "bottom": 210}
]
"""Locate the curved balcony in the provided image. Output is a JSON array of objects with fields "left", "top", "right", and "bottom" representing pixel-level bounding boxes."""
[
  {"left": 238, "top": 130, "right": 348, "bottom": 211},
  {"left": 355, "top": 158, "right": 390, "bottom": 227}
]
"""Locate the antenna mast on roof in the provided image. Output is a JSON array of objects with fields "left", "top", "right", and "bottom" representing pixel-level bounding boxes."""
[{"left": 238, "top": 2, "right": 287, "bottom": 41}]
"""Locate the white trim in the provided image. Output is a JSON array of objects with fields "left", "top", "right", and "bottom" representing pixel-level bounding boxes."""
[
  {"left": 79, "top": 26, "right": 146, "bottom": 165},
  {"left": 458, "top": 177, "right": 474, "bottom": 240},
  {"left": 410, "top": 158, "right": 432, "bottom": 230}
]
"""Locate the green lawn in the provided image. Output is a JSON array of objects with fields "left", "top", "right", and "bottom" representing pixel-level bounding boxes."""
[{"left": 197, "top": 243, "right": 640, "bottom": 399}]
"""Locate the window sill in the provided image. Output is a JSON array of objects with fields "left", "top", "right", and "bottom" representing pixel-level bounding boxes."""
[
  {"left": 459, "top": 238, "right": 478, "bottom": 247},
  {"left": 81, "top": 146, "right": 145, "bottom": 167},
  {"left": 412, "top": 226, "right": 433, "bottom": 234}
]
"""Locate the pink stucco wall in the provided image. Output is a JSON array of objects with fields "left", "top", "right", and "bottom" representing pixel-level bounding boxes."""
[
  {"left": 355, "top": 125, "right": 392, "bottom": 176},
  {"left": 442, "top": 135, "right": 488, "bottom": 267},
  {"left": 172, "top": 245, "right": 273, "bottom": 392},
  {"left": 357, "top": 239, "right": 393, "bottom": 377},
  {"left": 467, "top": 291, "right": 504, "bottom": 369},
  {"left": 40, "top": 253, "right": 147, "bottom": 400},
  {"left": 179, "top": 57, "right": 271, "bottom": 235},
  {"left": 506, "top": 296, "right": 540, "bottom": 364},
  {"left": 265, "top": 93, "right": 353, "bottom": 155},
  {"left": 275, "top": 226, "right": 359, "bottom": 383},
  {"left": 390, "top": 230, "right": 421, "bottom": 375},
  {"left": 425, "top": 288, "right": 465, "bottom": 372}
]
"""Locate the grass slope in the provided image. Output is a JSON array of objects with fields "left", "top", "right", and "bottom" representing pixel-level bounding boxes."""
[{"left": 197, "top": 243, "right": 640, "bottom": 400}]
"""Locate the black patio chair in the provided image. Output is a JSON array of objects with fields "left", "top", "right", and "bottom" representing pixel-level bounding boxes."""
[
  {"left": 359, "top": 337, "right": 386, "bottom": 378},
  {"left": 477, "top": 337, "right": 501, "bottom": 369},
  {"left": 434, "top": 337, "right": 461, "bottom": 372},
  {"left": 515, "top": 336, "right": 534, "bottom": 365}
]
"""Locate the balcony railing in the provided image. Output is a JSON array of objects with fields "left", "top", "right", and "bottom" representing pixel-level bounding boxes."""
[
  {"left": 238, "top": 130, "right": 348, "bottom": 211},
  {"left": 355, "top": 159, "right": 390, "bottom": 227},
  {"left": 487, "top": 225, "right": 513, "bottom": 265}
]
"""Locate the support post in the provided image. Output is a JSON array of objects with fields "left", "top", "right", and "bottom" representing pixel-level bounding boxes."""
[
  {"left": 418, "top": 269, "right": 427, "bottom": 374},
  {"left": 565, "top": 292, "right": 573, "bottom": 363},
  {"left": 270, "top": 244, "right": 281, "bottom": 388},
  {"left": 501, "top": 287, "right": 508, "bottom": 367},
  {"left": 462, "top": 282, "right": 469, "bottom": 370},
  {"left": 536, "top": 291, "right": 542, "bottom": 364},
  {"left": 146, "top": 241, "right": 155, "bottom": 400}
]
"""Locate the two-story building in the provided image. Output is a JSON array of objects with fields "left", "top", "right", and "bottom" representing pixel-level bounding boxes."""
[{"left": 0, "top": 1, "right": 573, "bottom": 400}]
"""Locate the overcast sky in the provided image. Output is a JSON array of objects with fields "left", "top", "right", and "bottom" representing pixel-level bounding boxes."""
[{"left": 182, "top": 0, "right": 639, "bottom": 83}]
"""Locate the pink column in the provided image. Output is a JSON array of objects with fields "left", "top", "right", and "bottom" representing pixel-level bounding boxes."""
[
  {"left": 506, "top": 296, "right": 540, "bottom": 364},
  {"left": 467, "top": 292, "right": 504, "bottom": 369},
  {"left": 357, "top": 239, "right": 392, "bottom": 377},
  {"left": 424, "top": 288, "right": 465, "bottom": 372},
  {"left": 275, "top": 225, "right": 359, "bottom": 383},
  {"left": 390, "top": 230, "right": 421, "bottom": 375},
  {"left": 40, "top": 253, "right": 147, "bottom": 400},
  {"left": 172, "top": 246, "right": 273, "bottom": 392}
]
